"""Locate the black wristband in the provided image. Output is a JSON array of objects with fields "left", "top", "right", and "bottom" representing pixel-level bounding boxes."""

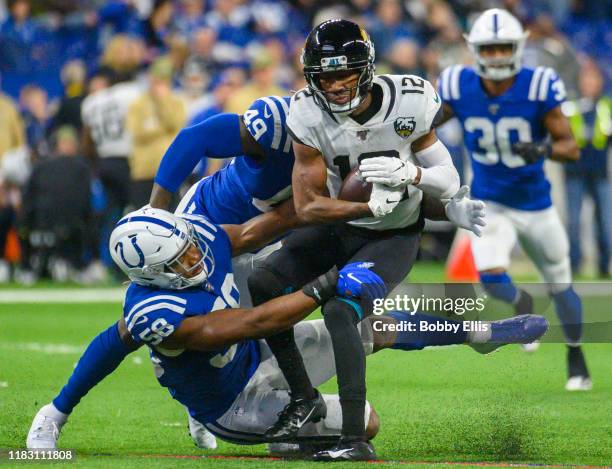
[{"left": 302, "top": 266, "right": 339, "bottom": 305}]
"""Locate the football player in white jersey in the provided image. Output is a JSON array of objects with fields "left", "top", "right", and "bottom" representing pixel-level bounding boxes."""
[
  {"left": 437, "top": 9, "right": 591, "bottom": 390},
  {"left": 246, "top": 19, "right": 464, "bottom": 461},
  {"left": 81, "top": 68, "right": 142, "bottom": 269}
]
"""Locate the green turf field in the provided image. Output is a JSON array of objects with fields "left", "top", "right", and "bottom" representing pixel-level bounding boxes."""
[{"left": 1, "top": 289, "right": 611, "bottom": 468}]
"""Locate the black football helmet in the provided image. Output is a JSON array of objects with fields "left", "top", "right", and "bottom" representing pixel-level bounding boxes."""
[{"left": 301, "top": 19, "right": 375, "bottom": 115}]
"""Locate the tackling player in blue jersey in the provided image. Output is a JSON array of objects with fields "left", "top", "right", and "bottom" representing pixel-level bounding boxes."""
[
  {"left": 27, "top": 89, "right": 541, "bottom": 453},
  {"left": 28, "top": 206, "right": 547, "bottom": 455},
  {"left": 437, "top": 8, "right": 590, "bottom": 391},
  {"left": 26, "top": 92, "right": 489, "bottom": 451}
]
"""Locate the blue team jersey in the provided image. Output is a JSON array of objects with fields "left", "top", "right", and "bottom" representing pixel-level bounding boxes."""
[
  {"left": 438, "top": 66, "right": 566, "bottom": 210},
  {"left": 122, "top": 214, "right": 260, "bottom": 423},
  {"left": 233, "top": 95, "right": 294, "bottom": 211}
]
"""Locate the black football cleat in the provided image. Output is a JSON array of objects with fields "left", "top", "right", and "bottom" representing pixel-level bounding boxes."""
[
  {"left": 312, "top": 438, "right": 377, "bottom": 462},
  {"left": 264, "top": 390, "right": 327, "bottom": 442},
  {"left": 513, "top": 290, "right": 540, "bottom": 352},
  {"left": 566, "top": 346, "right": 592, "bottom": 391},
  {"left": 514, "top": 289, "right": 534, "bottom": 316}
]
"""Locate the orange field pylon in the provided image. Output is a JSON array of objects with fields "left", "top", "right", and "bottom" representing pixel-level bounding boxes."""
[{"left": 445, "top": 232, "right": 479, "bottom": 282}]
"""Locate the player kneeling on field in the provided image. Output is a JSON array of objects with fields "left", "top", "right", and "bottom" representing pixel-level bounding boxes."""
[{"left": 28, "top": 208, "right": 548, "bottom": 460}]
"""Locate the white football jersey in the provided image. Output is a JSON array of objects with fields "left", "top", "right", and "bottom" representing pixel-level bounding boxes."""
[
  {"left": 287, "top": 74, "right": 441, "bottom": 230},
  {"left": 81, "top": 82, "right": 142, "bottom": 158}
]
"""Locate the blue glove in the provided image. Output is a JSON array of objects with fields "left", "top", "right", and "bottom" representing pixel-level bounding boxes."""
[{"left": 337, "top": 262, "right": 387, "bottom": 301}]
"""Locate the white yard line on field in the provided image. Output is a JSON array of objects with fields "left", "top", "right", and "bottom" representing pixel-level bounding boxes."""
[{"left": 0, "top": 288, "right": 126, "bottom": 303}]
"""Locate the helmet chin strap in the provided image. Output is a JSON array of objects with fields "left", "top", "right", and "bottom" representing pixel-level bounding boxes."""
[
  {"left": 477, "top": 62, "right": 517, "bottom": 81},
  {"left": 328, "top": 93, "right": 365, "bottom": 115}
]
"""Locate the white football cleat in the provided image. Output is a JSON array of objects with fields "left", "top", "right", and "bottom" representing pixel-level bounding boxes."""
[
  {"left": 521, "top": 340, "right": 540, "bottom": 353},
  {"left": 187, "top": 412, "right": 217, "bottom": 449},
  {"left": 27, "top": 404, "right": 68, "bottom": 449},
  {"left": 565, "top": 376, "right": 593, "bottom": 392}
]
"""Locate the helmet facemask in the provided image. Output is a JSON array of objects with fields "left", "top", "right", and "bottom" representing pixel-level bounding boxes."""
[
  {"left": 468, "top": 39, "right": 526, "bottom": 81},
  {"left": 140, "top": 221, "right": 215, "bottom": 290},
  {"left": 303, "top": 58, "right": 375, "bottom": 115}
]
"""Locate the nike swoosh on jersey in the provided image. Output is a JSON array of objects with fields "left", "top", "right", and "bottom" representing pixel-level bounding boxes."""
[
  {"left": 386, "top": 198, "right": 400, "bottom": 204},
  {"left": 264, "top": 106, "right": 272, "bottom": 118}
]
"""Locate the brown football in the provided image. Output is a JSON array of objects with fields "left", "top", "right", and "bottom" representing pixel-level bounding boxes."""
[{"left": 338, "top": 167, "right": 372, "bottom": 202}]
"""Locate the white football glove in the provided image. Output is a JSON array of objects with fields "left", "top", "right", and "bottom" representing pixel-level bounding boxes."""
[
  {"left": 367, "top": 183, "right": 404, "bottom": 218},
  {"left": 444, "top": 185, "right": 486, "bottom": 237},
  {"left": 359, "top": 156, "right": 418, "bottom": 188}
]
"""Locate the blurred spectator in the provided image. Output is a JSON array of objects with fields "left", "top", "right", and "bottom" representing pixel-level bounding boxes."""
[
  {"left": 0, "top": 0, "right": 45, "bottom": 73},
  {"left": 19, "top": 125, "right": 93, "bottom": 283},
  {"left": 174, "top": 0, "right": 207, "bottom": 40},
  {"left": 100, "top": 34, "right": 144, "bottom": 82},
  {"left": 50, "top": 59, "right": 87, "bottom": 134},
  {"left": 0, "top": 89, "right": 25, "bottom": 159},
  {"left": 189, "top": 66, "right": 245, "bottom": 124},
  {"left": 126, "top": 57, "right": 186, "bottom": 208},
  {"left": 0, "top": 89, "right": 25, "bottom": 282},
  {"left": 81, "top": 66, "right": 141, "bottom": 271},
  {"left": 563, "top": 61, "right": 611, "bottom": 278},
  {"left": 183, "top": 26, "right": 220, "bottom": 93},
  {"left": 142, "top": 0, "right": 174, "bottom": 57},
  {"left": 188, "top": 67, "right": 246, "bottom": 178},
  {"left": 19, "top": 84, "right": 50, "bottom": 160},
  {"left": 367, "top": 0, "right": 417, "bottom": 59},
  {"left": 383, "top": 38, "right": 423, "bottom": 76},
  {"left": 422, "top": 1, "right": 471, "bottom": 76},
  {"left": 204, "top": 0, "right": 253, "bottom": 65},
  {"left": 97, "top": 0, "right": 144, "bottom": 46},
  {"left": 523, "top": 14, "right": 580, "bottom": 99},
  {"left": 225, "top": 51, "right": 287, "bottom": 114}
]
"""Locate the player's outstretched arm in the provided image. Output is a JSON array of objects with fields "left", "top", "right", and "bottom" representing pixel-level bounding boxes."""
[
  {"left": 292, "top": 141, "right": 372, "bottom": 223},
  {"left": 544, "top": 106, "right": 579, "bottom": 162},
  {"left": 159, "top": 291, "right": 320, "bottom": 351},
  {"left": 150, "top": 114, "right": 265, "bottom": 209},
  {"left": 149, "top": 268, "right": 342, "bottom": 351},
  {"left": 221, "top": 197, "right": 304, "bottom": 256}
]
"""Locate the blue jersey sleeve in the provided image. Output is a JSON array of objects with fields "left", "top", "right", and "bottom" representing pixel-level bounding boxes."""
[
  {"left": 123, "top": 294, "right": 189, "bottom": 346},
  {"left": 155, "top": 113, "right": 243, "bottom": 193},
  {"left": 526, "top": 66, "right": 566, "bottom": 114},
  {"left": 437, "top": 65, "right": 465, "bottom": 109},
  {"left": 242, "top": 96, "right": 292, "bottom": 154},
  {"left": 543, "top": 69, "right": 566, "bottom": 113}
]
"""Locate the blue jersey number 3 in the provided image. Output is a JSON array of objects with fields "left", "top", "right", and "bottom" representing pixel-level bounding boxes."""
[{"left": 465, "top": 117, "right": 532, "bottom": 168}]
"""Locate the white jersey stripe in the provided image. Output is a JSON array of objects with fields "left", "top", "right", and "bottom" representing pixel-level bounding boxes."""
[
  {"left": 528, "top": 66, "right": 544, "bottom": 101},
  {"left": 450, "top": 65, "right": 463, "bottom": 100},
  {"left": 191, "top": 223, "right": 215, "bottom": 241},
  {"left": 439, "top": 67, "right": 452, "bottom": 100},
  {"left": 538, "top": 67, "right": 554, "bottom": 101},
  {"left": 274, "top": 96, "right": 293, "bottom": 153},
  {"left": 125, "top": 295, "right": 187, "bottom": 324},
  {"left": 260, "top": 97, "right": 282, "bottom": 150},
  {"left": 127, "top": 302, "right": 186, "bottom": 331},
  {"left": 181, "top": 213, "right": 218, "bottom": 232},
  {"left": 175, "top": 178, "right": 206, "bottom": 216}
]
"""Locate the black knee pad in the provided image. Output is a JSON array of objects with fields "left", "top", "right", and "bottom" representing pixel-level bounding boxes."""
[{"left": 247, "top": 266, "right": 289, "bottom": 306}]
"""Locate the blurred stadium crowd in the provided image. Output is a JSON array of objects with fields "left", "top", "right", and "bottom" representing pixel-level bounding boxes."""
[{"left": 0, "top": 0, "right": 610, "bottom": 284}]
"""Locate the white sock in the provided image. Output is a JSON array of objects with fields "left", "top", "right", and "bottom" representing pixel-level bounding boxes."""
[
  {"left": 45, "top": 403, "right": 69, "bottom": 424},
  {"left": 467, "top": 322, "right": 492, "bottom": 343}
]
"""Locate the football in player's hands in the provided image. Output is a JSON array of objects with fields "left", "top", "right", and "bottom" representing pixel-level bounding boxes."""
[{"left": 337, "top": 166, "right": 372, "bottom": 202}]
